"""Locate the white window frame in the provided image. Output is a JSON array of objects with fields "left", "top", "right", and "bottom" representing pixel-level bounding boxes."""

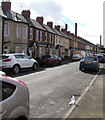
[
  {"left": 40, "top": 31, "right": 42, "bottom": 41},
  {"left": 36, "top": 30, "right": 39, "bottom": 41},
  {"left": 23, "top": 26, "right": 27, "bottom": 39},
  {"left": 16, "top": 24, "right": 21, "bottom": 38},
  {"left": 49, "top": 34, "right": 51, "bottom": 43},
  {"left": 29, "top": 28, "right": 33, "bottom": 40},
  {"left": 45, "top": 32, "right": 47, "bottom": 42},
  {"left": 4, "top": 22, "right": 9, "bottom": 36}
]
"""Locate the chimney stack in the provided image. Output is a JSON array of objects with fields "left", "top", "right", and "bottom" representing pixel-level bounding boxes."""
[
  {"left": 65, "top": 24, "right": 68, "bottom": 31},
  {"left": 1, "top": 0, "right": 11, "bottom": 11},
  {"left": 75, "top": 23, "right": 77, "bottom": 36},
  {"left": 55, "top": 25, "right": 60, "bottom": 31},
  {"left": 100, "top": 35, "right": 102, "bottom": 46},
  {"left": 47, "top": 22, "right": 53, "bottom": 28},
  {"left": 22, "top": 10, "right": 31, "bottom": 19},
  {"left": 36, "top": 17, "right": 44, "bottom": 24}
]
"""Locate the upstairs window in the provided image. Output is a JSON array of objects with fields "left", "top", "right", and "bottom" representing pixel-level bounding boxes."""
[
  {"left": 45, "top": 32, "right": 47, "bottom": 42},
  {"left": 4, "top": 22, "right": 9, "bottom": 36},
  {"left": 23, "top": 26, "right": 27, "bottom": 39},
  {"left": 40, "top": 31, "right": 42, "bottom": 41},
  {"left": 16, "top": 25, "right": 21, "bottom": 38},
  {"left": 36, "top": 30, "right": 39, "bottom": 41},
  {"left": 29, "top": 28, "right": 33, "bottom": 40}
]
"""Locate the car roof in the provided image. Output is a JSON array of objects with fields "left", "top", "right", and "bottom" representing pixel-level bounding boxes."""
[{"left": 0, "top": 75, "right": 26, "bottom": 86}]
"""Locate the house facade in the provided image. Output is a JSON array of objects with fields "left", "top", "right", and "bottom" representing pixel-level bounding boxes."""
[{"left": 0, "top": 0, "right": 100, "bottom": 58}]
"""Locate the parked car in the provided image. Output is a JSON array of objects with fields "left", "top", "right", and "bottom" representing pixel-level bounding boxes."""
[
  {"left": 72, "top": 54, "right": 82, "bottom": 61},
  {"left": 96, "top": 54, "right": 105, "bottom": 63},
  {"left": 0, "top": 74, "right": 30, "bottom": 119},
  {"left": 39, "top": 54, "right": 62, "bottom": 66},
  {"left": 79, "top": 55, "right": 100, "bottom": 71},
  {"left": 0, "top": 53, "right": 38, "bottom": 74}
]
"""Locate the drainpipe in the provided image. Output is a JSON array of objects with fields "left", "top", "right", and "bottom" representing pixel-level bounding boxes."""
[{"left": 2, "top": 18, "right": 5, "bottom": 54}]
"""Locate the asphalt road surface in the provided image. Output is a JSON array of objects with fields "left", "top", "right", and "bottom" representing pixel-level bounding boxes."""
[{"left": 13, "top": 61, "right": 98, "bottom": 118}]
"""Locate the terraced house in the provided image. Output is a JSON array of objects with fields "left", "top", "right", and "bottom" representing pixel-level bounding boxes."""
[{"left": 0, "top": 0, "right": 100, "bottom": 58}]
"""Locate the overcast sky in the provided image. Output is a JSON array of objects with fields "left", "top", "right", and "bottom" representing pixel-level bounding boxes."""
[{"left": 0, "top": 0, "right": 104, "bottom": 45}]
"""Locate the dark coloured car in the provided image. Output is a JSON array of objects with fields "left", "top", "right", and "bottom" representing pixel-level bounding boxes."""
[
  {"left": 96, "top": 54, "right": 105, "bottom": 63},
  {"left": 79, "top": 56, "right": 100, "bottom": 71},
  {"left": 39, "top": 54, "right": 62, "bottom": 66}
]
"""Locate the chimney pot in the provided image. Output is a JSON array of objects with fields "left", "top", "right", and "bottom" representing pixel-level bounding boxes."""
[
  {"left": 1, "top": 0, "right": 11, "bottom": 11},
  {"left": 55, "top": 25, "right": 60, "bottom": 31},
  {"left": 36, "top": 17, "right": 44, "bottom": 24},
  {"left": 22, "top": 10, "right": 31, "bottom": 18},
  {"left": 47, "top": 22, "right": 53, "bottom": 28}
]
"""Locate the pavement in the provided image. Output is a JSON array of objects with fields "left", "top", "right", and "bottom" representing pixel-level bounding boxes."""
[{"left": 62, "top": 64, "right": 105, "bottom": 120}]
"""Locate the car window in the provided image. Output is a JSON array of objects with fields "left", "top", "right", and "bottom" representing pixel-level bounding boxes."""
[
  {"left": 14, "top": 54, "right": 30, "bottom": 59},
  {"left": 0, "top": 55, "right": 9, "bottom": 60},
  {"left": 51, "top": 55, "right": 55, "bottom": 58},
  {"left": 42, "top": 55, "right": 50, "bottom": 59},
  {"left": 14, "top": 55, "right": 23, "bottom": 59},
  {"left": 22, "top": 55, "right": 30, "bottom": 59},
  {"left": 0, "top": 81, "right": 16, "bottom": 102},
  {"left": 85, "top": 56, "right": 96, "bottom": 61}
]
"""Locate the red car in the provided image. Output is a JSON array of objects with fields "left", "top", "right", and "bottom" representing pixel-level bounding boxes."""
[{"left": 39, "top": 54, "right": 62, "bottom": 66}]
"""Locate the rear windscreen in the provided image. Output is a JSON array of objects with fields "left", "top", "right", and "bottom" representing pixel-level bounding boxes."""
[{"left": 0, "top": 55, "right": 9, "bottom": 60}]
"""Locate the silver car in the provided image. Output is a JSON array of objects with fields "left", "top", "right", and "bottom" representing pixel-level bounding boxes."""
[{"left": 0, "top": 75, "right": 30, "bottom": 119}]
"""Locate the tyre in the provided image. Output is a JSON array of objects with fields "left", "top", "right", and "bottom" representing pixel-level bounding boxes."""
[
  {"left": 32, "top": 63, "right": 37, "bottom": 71},
  {"left": 79, "top": 66, "right": 83, "bottom": 71},
  {"left": 13, "top": 65, "right": 20, "bottom": 74}
]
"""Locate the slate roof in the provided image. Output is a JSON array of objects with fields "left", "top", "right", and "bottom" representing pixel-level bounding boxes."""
[
  {"left": 42, "top": 24, "right": 56, "bottom": 34},
  {"left": 0, "top": 7, "right": 28, "bottom": 24},
  {"left": 31, "top": 19, "right": 46, "bottom": 31}
]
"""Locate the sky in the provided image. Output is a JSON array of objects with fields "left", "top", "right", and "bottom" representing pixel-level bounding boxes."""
[{"left": 0, "top": 0, "right": 104, "bottom": 45}]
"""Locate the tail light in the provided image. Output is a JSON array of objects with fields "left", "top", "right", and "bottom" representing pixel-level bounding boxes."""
[{"left": 2, "top": 59, "right": 12, "bottom": 62}]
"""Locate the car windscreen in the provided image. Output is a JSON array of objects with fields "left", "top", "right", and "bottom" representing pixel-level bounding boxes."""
[
  {"left": 84, "top": 56, "right": 96, "bottom": 61},
  {"left": 0, "top": 55, "right": 9, "bottom": 60}
]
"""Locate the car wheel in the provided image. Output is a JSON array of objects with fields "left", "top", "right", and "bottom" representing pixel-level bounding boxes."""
[
  {"left": 32, "top": 63, "right": 37, "bottom": 71},
  {"left": 79, "top": 66, "right": 83, "bottom": 71},
  {"left": 13, "top": 65, "right": 20, "bottom": 74}
]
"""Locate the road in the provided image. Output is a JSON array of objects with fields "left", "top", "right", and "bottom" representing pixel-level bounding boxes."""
[{"left": 13, "top": 61, "right": 98, "bottom": 118}]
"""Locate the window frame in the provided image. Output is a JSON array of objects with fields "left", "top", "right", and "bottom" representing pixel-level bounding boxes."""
[{"left": 4, "top": 22, "right": 9, "bottom": 36}]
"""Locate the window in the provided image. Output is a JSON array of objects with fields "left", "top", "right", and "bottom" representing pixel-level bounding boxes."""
[
  {"left": 36, "top": 30, "right": 39, "bottom": 41},
  {"left": 49, "top": 34, "right": 51, "bottom": 43},
  {"left": 45, "top": 32, "right": 47, "bottom": 42},
  {"left": 16, "top": 25, "right": 21, "bottom": 38},
  {"left": 4, "top": 22, "right": 9, "bottom": 36},
  {"left": 14, "top": 54, "right": 30, "bottom": 59},
  {"left": 40, "top": 31, "right": 42, "bottom": 41},
  {"left": 23, "top": 26, "right": 27, "bottom": 39},
  {"left": 51, "top": 34, "right": 54, "bottom": 43},
  {"left": 15, "top": 46, "right": 20, "bottom": 53},
  {"left": 29, "top": 28, "right": 33, "bottom": 40},
  {"left": 0, "top": 81, "right": 16, "bottom": 101}
]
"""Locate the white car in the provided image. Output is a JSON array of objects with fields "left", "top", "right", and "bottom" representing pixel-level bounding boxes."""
[
  {"left": 72, "top": 54, "right": 82, "bottom": 61},
  {"left": 0, "top": 74, "right": 30, "bottom": 119},
  {"left": 0, "top": 53, "right": 38, "bottom": 74}
]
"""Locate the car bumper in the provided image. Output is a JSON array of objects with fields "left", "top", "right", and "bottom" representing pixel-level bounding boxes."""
[{"left": 80, "top": 63, "right": 98, "bottom": 70}]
